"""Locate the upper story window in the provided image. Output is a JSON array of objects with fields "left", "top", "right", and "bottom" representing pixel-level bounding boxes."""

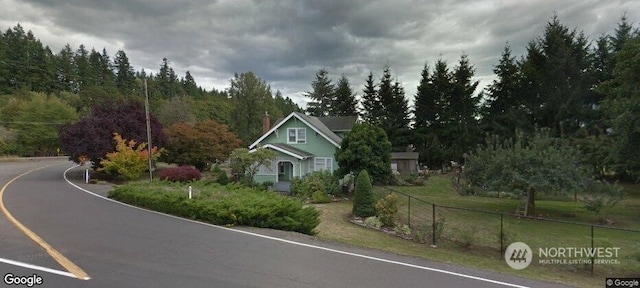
[{"left": 287, "top": 128, "right": 306, "bottom": 144}]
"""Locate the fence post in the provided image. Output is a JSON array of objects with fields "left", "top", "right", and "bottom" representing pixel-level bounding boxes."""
[
  {"left": 500, "top": 213, "right": 504, "bottom": 256},
  {"left": 408, "top": 196, "right": 411, "bottom": 229},
  {"left": 590, "top": 225, "right": 594, "bottom": 276},
  {"left": 432, "top": 202, "right": 436, "bottom": 247}
]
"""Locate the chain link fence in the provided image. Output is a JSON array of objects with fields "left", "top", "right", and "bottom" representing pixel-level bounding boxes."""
[{"left": 373, "top": 186, "right": 640, "bottom": 276}]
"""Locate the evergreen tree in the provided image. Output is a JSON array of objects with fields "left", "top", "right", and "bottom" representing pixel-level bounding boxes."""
[
  {"left": 377, "top": 66, "right": 409, "bottom": 149},
  {"left": 483, "top": 45, "right": 522, "bottom": 139},
  {"left": 74, "top": 45, "right": 91, "bottom": 91},
  {"left": 361, "top": 71, "right": 381, "bottom": 125},
  {"left": 114, "top": 50, "right": 136, "bottom": 97},
  {"left": 304, "top": 68, "right": 335, "bottom": 116},
  {"left": 331, "top": 75, "right": 358, "bottom": 116},
  {"left": 519, "top": 16, "right": 594, "bottom": 137},
  {"left": 182, "top": 70, "right": 200, "bottom": 98},
  {"left": 447, "top": 54, "right": 480, "bottom": 162},
  {"left": 274, "top": 90, "right": 301, "bottom": 116},
  {"left": 413, "top": 63, "right": 439, "bottom": 166},
  {"left": 56, "top": 44, "right": 78, "bottom": 93},
  {"left": 229, "top": 71, "right": 276, "bottom": 145},
  {"left": 352, "top": 169, "right": 375, "bottom": 218}
]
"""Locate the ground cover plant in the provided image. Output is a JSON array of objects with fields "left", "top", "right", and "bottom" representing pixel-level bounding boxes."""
[{"left": 109, "top": 181, "right": 320, "bottom": 235}]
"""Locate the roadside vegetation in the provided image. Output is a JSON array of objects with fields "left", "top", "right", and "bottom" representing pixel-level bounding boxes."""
[
  {"left": 109, "top": 180, "right": 320, "bottom": 235},
  {"left": 311, "top": 175, "right": 640, "bottom": 288}
]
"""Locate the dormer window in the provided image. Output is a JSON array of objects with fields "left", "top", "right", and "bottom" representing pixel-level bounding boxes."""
[{"left": 287, "top": 128, "right": 306, "bottom": 144}]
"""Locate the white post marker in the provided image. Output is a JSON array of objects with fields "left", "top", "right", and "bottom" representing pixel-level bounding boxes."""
[
  {"left": 189, "top": 186, "right": 192, "bottom": 199},
  {"left": 85, "top": 169, "right": 89, "bottom": 184}
]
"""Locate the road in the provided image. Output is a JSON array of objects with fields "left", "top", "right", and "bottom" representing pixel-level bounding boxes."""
[{"left": 0, "top": 158, "right": 568, "bottom": 287}]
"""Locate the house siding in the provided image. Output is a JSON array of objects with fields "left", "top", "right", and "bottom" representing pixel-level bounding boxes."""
[{"left": 256, "top": 117, "right": 339, "bottom": 174}]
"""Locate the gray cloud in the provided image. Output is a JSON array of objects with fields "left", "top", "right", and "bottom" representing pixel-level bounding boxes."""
[{"left": 1, "top": 0, "right": 638, "bottom": 107}]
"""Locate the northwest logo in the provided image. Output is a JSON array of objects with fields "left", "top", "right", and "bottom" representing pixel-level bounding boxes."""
[{"left": 505, "top": 242, "right": 532, "bottom": 270}]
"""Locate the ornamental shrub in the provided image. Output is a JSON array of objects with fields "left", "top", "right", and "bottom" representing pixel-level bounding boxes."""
[
  {"left": 375, "top": 193, "right": 399, "bottom": 227},
  {"left": 352, "top": 170, "right": 375, "bottom": 217},
  {"left": 158, "top": 166, "right": 202, "bottom": 182}
]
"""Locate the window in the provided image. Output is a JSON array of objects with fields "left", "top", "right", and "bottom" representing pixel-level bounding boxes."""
[
  {"left": 314, "top": 157, "right": 333, "bottom": 172},
  {"left": 287, "top": 128, "right": 306, "bottom": 144}
]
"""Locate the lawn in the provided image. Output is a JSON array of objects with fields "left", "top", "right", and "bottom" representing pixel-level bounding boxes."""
[{"left": 312, "top": 175, "right": 640, "bottom": 288}]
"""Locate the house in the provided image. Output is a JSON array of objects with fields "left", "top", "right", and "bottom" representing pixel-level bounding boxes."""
[{"left": 249, "top": 111, "right": 357, "bottom": 192}]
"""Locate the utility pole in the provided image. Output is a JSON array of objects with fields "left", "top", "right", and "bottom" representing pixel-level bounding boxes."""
[{"left": 144, "top": 78, "right": 154, "bottom": 183}]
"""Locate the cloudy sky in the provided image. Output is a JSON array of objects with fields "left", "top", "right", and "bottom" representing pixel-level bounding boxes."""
[{"left": 1, "top": 0, "right": 638, "bottom": 108}]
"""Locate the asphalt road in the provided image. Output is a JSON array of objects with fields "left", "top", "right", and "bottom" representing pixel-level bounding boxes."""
[{"left": 0, "top": 159, "right": 570, "bottom": 288}]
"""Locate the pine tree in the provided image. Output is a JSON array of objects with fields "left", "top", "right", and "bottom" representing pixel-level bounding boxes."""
[
  {"left": 361, "top": 71, "right": 381, "bottom": 125},
  {"left": 447, "top": 53, "right": 480, "bottom": 162},
  {"left": 75, "top": 45, "right": 91, "bottom": 91},
  {"left": 304, "top": 68, "right": 335, "bottom": 116},
  {"left": 56, "top": 44, "right": 78, "bottom": 93},
  {"left": 484, "top": 45, "right": 523, "bottom": 139},
  {"left": 114, "top": 50, "right": 136, "bottom": 97},
  {"left": 332, "top": 75, "right": 358, "bottom": 116},
  {"left": 182, "top": 71, "right": 200, "bottom": 98},
  {"left": 377, "top": 66, "right": 409, "bottom": 149}
]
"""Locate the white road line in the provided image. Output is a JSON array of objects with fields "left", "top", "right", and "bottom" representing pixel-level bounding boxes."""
[
  {"left": 0, "top": 257, "right": 77, "bottom": 278},
  {"left": 63, "top": 165, "right": 530, "bottom": 288}
]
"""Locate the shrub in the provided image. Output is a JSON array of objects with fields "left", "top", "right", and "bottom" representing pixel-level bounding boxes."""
[
  {"left": 393, "top": 224, "right": 412, "bottom": 237},
  {"left": 455, "top": 227, "right": 478, "bottom": 249},
  {"left": 158, "top": 166, "right": 202, "bottom": 182},
  {"left": 433, "top": 213, "right": 446, "bottom": 243},
  {"left": 311, "top": 190, "right": 331, "bottom": 203},
  {"left": 98, "top": 133, "right": 162, "bottom": 180},
  {"left": 413, "top": 224, "right": 430, "bottom": 244},
  {"left": 108, "top": 182, "right": 320, "bottom": 235},
  {"left": 290, "top": 171, "right": 339, "bottom": 198},
  {"left": 375, "top": 193, "right": 399, "bottom": 227},
  {"left": 364, "top": 216, "right": 382, "bottom": 229},
  {"left": 211, "top": 164, "right": 230, "bottom": 185},
  {"left": 259, "top": 181, "right": 274, "bottom": 191},
  {"left": 352, "top": 170, "right": 375, "bottom": 217},
  {"left": 580, "top": 180, "right": 624, "bottom": 214}
]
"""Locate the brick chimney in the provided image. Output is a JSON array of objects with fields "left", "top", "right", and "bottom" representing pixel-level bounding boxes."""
[{"left": 262, "top": 111, "right": 270, "bottom": 134}]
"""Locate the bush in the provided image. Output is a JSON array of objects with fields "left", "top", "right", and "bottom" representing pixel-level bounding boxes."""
[
  {"left": 211, "top": 164, "right": 230, "bottom": 185},
  {"left": 158, "top": 166, "right": 202, "bottom": 182},
  {"left": 352, "top": 170, "right": 375, "bottom": 217},
  {"left": 108, "top": 182, "right": 320, "bottom": 235},
  {"left": 364, "top": 216, "right": 383, "bottom": 229},
  {"left": 291, "top": 171, "right": 339, "bottom": 198},
  {"left": 311, "top": 190, "right": 331, "bottom": 203},
  {"left": 433, "top": 213, "right": 446, "bottom": 243},
  {"left": 393, "top": 224, "right": 412, "bottom": 237},
  {"left": 375, "top": 193, "right": 399, "bottom": 227},
  {"left": 98, "top": 133, "right": 162, "bottom": 181}
]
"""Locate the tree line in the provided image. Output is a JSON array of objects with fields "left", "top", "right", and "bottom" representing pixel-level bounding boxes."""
[
  {"left": 1, "top": 15, "right": 639, "bottom": 180},
  {"left": 0, "top": 24, "right": 301, "bottom": 157},
  {"left": 302, "top": 15, "right": 640, "bottom": 181}
]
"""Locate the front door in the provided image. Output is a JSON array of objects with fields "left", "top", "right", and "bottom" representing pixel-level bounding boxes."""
[{"left": 277, "top": 161, "right": 293, "bottom": 182}]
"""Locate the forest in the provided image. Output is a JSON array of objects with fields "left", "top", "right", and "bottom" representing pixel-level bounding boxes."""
[{"left": 0, "top": 15, "right": 638, "bottom": 180}]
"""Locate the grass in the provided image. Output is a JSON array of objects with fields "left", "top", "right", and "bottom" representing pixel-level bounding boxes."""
[{"left": 312, "top": 175, "right": 640, "bottom": 288}]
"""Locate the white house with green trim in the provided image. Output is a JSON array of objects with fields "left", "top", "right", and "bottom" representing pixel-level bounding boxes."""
[{"left": 249, "top": 111, "right": 357, "bottom": 192}]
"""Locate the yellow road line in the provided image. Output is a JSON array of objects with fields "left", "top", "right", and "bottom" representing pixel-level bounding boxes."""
[{"left": 0, "top": 165, "right": 91, "bottom": 280}]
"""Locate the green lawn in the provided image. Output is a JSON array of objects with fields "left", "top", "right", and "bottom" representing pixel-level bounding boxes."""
[{"left": 313, "top": 175, "right": 640, "bottom": 288}]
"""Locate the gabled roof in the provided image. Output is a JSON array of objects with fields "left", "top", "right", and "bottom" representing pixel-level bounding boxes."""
[
  {"left": 248, "top": 111, "right": 342, "bottom": 149},
  {"left": 318, "top": 116, "right": 357, "bottom": 131},
  {"left": 258, "top": 143, "right": 314, "bottom": 160}
]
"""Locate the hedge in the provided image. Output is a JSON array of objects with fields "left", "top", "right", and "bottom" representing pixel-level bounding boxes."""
[{"left": 108, "top": 183, "right": 320, "bottom": 235}]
